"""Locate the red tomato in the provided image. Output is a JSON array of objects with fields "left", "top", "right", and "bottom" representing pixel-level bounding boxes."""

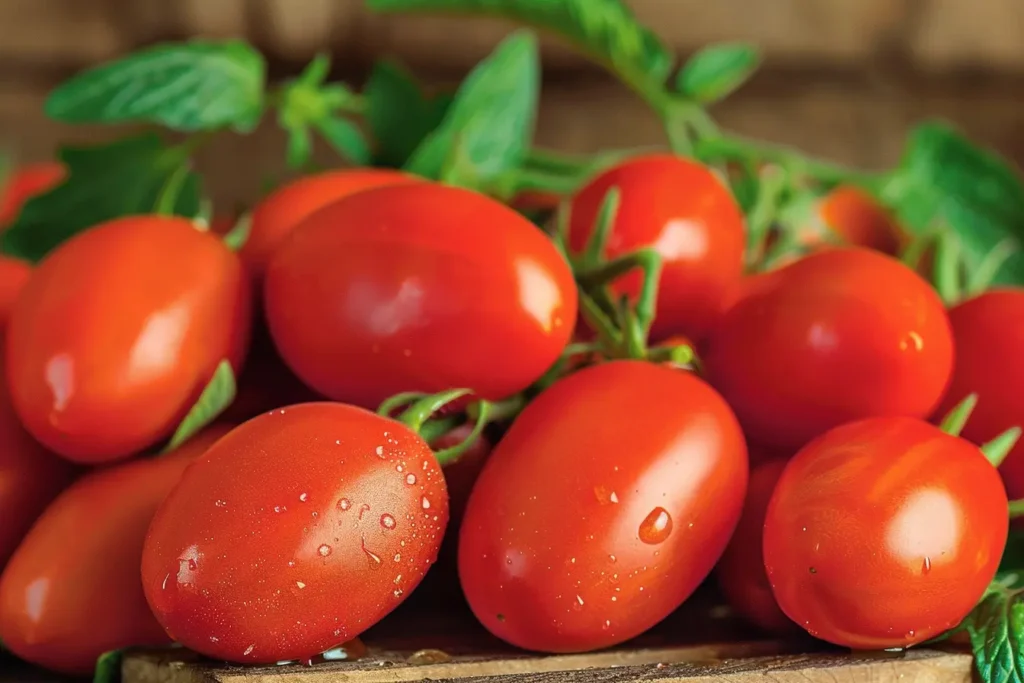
[
  {"left": 704, "top": 247, "right": 953, "bottom": 453},
  {"left": 6, "top": 215, "right": 251, "bottom": 463},
  {"left": 141, "top": 403, "right": 449, "bottom": 665},
  {"left": 568, "top": 155, "right": 745, "bottom": 342},
  {"left": 715, "top": 459, "right": 795, "bottom": 635},
  {"left": 812, "top": 187, "right": 904, "bottom": 256},
  {"left": 0, "top": 257, "right": 31, "bottom": 324},
  {"left": 265, "top": 183, "right": 577, "bottom": 409},
  {"left": 763, "top": 417, "right": 1007, "bottom": 649},
  {"left": 459, "top": 361, "right": 747, "bottom": 652},
  {"left": 0, "top": 162, "right": 65, "bottom": 228},
  {"left": 0, "top": 425, "right": 231, "bottom": 675},
  {"left": 934, "top": 289, "right": 1024, "bottom": 498},
  {"left": 241, "top": 169, "right": 418, "bottom": 281}
]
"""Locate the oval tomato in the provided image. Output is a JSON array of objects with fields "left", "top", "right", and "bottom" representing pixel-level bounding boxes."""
[
  {"left": 704, "top": 247, "right": 953, "bottom": 452},
  {"left": 934, "top": 289, "right": 1024, "bottom": 497},
  {"left": 265, "top": 183, "right": 577, "bottom": 409},
  {"left": 568, "top": 155, "right": 745, "bottom": 342},
  {"left": 0, "top": 425, "right": 231, "bottom": 675},
  {"left": 6, "top": 215, "right": 251, "bottom": 463},
  {"left": 715, "top": 459, "right": 795, "bottom": 635},
  {"left": 763, "top": 417, "right": 1007, "bottom": 649},
  {"left": 0, "top": 162, "right": 65, "bottom": 228},
  {"left": 141, "top": 403, "right": 449, "bottom": 665},
  {"left": 241, "top": 169, "right": 418, "bottom": 281},
  {"left": 0, "top": 257, "right": 31, "bottom": 324},
  {"left": 459, "top": 360, "right": 747, "bottom": 652},
  {"left": 816, "top": 186, "right": 904, "bottom": 256}
]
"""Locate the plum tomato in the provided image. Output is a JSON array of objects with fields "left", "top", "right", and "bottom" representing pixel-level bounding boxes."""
[
  {"left": 703, "top": 247, "right": 954, "bottom": 453},
  {"left": 934, "top": 289, "right": 1024, "bottom": 498},
  {"left": 6, "top": 215, "right": 251, "bottom": 463},
  {"left": 0, "top": 256, "right": 31, "bottom": 324},
  {"left": 241, "top": 169, "right": 418, "bottom": 281},
  {"left": 568, "top": 154, "right": 745, "bottom": 342},
  {"left": 816, "top": 186, "right": 904, "bottom": 256},
  {"left": 0, "top": 425, "right": 231, "bottom": 675},
  {"left": 0, "top": 162, "right": 65, "bottom": 228},
  {"left": 265, "top": 183, "right": 577, "bottom": 409},
  {"left": 715, "top": 459, "right": 795, "bottom": 635},
  {"left": 141, "top": 403, "right": 449, "bottom": 665},
  {"left": 763, "top": 417, "right": 1007, "bottom": 650},
  {"left": 458, "top": 360, "right": 747, "bottom": 653}
]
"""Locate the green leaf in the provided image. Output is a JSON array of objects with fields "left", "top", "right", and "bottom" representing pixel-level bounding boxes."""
[
  {"left": 315, "top": 116, "right": 371, "bottom": 165},
  {"left": 0, "top": 134, "right": 201, "bottom": 263},
  {"left": 960, "top": 585, "right": 1024, "bottom": 683},
  {"left": 365, "top": 0, "right": 672, "bottom": 92},
  {"left": 286, "top": 125, "right": 313, "bottom": 169},
  {"left": 164, "top": 360, "right": 236, "bottom": 454},
  {"left": 365, "top": 61, "right": 453, "bottom": 168},
  {"left": 93, "top": 649, "right": 123, "bottom": 683},
  {"left": 675, "top": 43, "right": 760, "bottom": 103},
  {"left": 406, "top": 30, "right": 539, "bottom": 192},
  {"left": 46, "top": 41, "right": 266, "bottom": 133}
]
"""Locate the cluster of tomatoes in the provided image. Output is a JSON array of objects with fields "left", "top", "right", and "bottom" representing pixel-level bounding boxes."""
[{"left": 0, "top": 150, "right": 1020, "bottom": 677}]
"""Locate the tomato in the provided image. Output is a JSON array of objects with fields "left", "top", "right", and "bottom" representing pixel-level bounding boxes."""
[
  {"left": 0, "top": 425, "right": 231, "bottom": 675},
  {"left": 704, "top": 247, "right": 953, "bottom": 453},
  {"left": 241, "top": 169, "right": 417, "bottom": 281},
  {"left": 0, "top": 162, "right": 65, "bottom": 228},
  {"left": 568, "top": 155, "right": 745, "bottom": 342},
  {"left": 933, "top": 289, "right": 1024, "bottom": 498},
  {"left": 763, "top": 417, "right": 1007, "bottom": 649},
  {"left": 265, "top": 183, "right": 577, "bottom": 410},
  {"left": 815, "top": 187, "right": 904, "bottom": 256},
  {"left": 6, "top": 215, "right": 251, "bottom": 463},
  {"left": 458, "top": 360, "right": 747, "bottom": 652},
  {"left": 715, "top": 459, "right": 795, "bottom": 635},
  {"left": 0, "top": 257, "right": 31, "bottom": 324},
  {"left": 141, "top": 403, "right": 449, "bottom": 665}
]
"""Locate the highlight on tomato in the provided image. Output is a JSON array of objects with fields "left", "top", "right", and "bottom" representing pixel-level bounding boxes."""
[
  {"left": 458, "top": 360, "right": 747, "bottom": 653},
  {"left": 0, "top": 162, "right": 65, "bottom": 228},
  {"left": 5, "top": 215, "right": 251, "bottom": 463}
]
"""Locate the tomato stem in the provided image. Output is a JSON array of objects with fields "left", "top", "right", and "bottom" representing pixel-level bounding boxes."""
[
  {"left": 153, "top": 159, "right": 193, "bottom": 217},
  {"left": 576, "top": 247, "right": 662, "bottom": 347},
  {"left": 580, "top": 187, "right": 621, "bottom": 267},
  {"left": 933, "top": 229, "right": 965, "bottom": 305},
  {"left": 433, "top": 400, "right": 491, "bottom": 467},
  {"left": 577, "top": 289, "right": 624, "bottom": 353},
  {"left": 938, "top": 393, "right": 978, "bottom": 438},
  {"left": 383, "top": 389, "right": 473, "bottom": 433},
  {"left": 966, "top": 238, "right": 1018, "bottom": 298},
  {"left": 745, "top": 164, "right": 788, "bottom": 269},
  {"left": 981, "top": 427, "right": 1022, "bottom": 469},
  {"left": 418, "top": 415, "right": 463, "bottom": 445},
  {"left": 1008, "top": 499, "right": 1024, "bottom": 519},
  {"left": 647, "top": 341, "right": 700, "bottom": 371},
  {"left": 221, "top": 212, "right": 252, "bottom": 251}
]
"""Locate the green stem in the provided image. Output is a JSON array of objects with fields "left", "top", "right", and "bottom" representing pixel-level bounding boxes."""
[
  {"left": 578, "top": 289, "right": 623, "bottom": 354},
  {"left": 1010, "top": 499, "right": 1024, "bottom": 519},
  {"left": 419, "top": 415, "right": 463, "bottom": 445},
  {"left": 982, "top": 427, "right": 1023, "bottom": 469},
  {"left": 933, "top": 229, "right": 964, "bottom": 305},
  {"left": 582, "top": 187, "right": 621, "bottom": 266},
  {"left": 745, "top": 165, "right": 787, "bottom": 268},
  {"left": 154, "top": 160, "right": 192, "bottom": 216},
  {"left": 381, "top": 389, "right": 471, "bottom": 432},
  {"left": 433, "top": 401, "right": 491, "bottom": 467},
  {"left": 939, "top": 393, "right": 978, "bottom": 438},
  {"left": 647, "top": 342, "right": 700, "bottom": 370},
  {"left": 506, "top": 168, "right": 583, "bottom": 198},
  {"left": 577, "top": 248, "right": 662, "bottom": 345},
  {"left": 469, "top": 393, "right": 526, "bottom": 425},
  {"left": 966, "top": 238, "right": 1017, "bottom": 298}
]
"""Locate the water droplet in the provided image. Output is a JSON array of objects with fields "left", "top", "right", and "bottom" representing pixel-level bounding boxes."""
[
  {"left": 421, "top": 496, "right": 431, "bottom": 510},
  {"left": 396, "top": 464, "right": 404, "bottom": 473},
  {"left": 375, "top": 446, "right": 385, "bottom": 458},
  {"left": 922, "top": 556, "right": 932, "bottom": 574},
  {"left": 907, "top": 630, "right": 916, "bottom": 638},
  {"left": 394, "top": 553, "right": 401, "bottom": 562},
  {"left": 358, "top": 503, "right": 370, "bottom": 520},
  {"left": 609, "top": 491, "right": 619, "bottom": 504},
  {"left": 394, "top": 588, "right": 404, "bottom": 598},
  {"left": 335, "top": 439, "right": 341, "bottom": 445},
  {"left": 215, "top": 500, "right": 227, "bottom": 508},
  {"left": 609, "top": 554, "right": 617, "bottom": 563},
  {"left": 287, "top": 560, "right": 296, "bottom": 568},
  {"left": 244, "top": 644, "right": 255, "bottom": 656},
  {"left": 161, "top": 573, "right": 170, "bottom": 590},
  {"left": 296, "top": 581, "right": 306, "bottom": 589},
  {"left": 274, "top": 505, "right": 287, "bottom": 514},
  {"left": 210, "top": 636, "right": 219, "bottom": 643},
  {"left": 338, "top": 498, "right": 351, "bottom": 511},
  {"left": 801, "top": 526, "right": 807, "bottom": 532},
  {"left": 576, "top": 595, "right": 584, "bottom": 605},
  {"left": 570, "top": 557, "right": 576, "bottom": 564},
  {"left": 318, "top": 544, "right": 332, "bottom": 557},
  {"left": 394, "top": 574, "right": 403, "bottom": 584},
  {"left": 405, "top": 473, "right": 417, "bottom": 485},
  {"left": 299, "top": 492, "right": 308, "bottom": 502},
  {"left": 602, "top": 620, "right": 611, "bottom": 630},
  {"left": 638, "top": 507, "right": 673, "bottom": 544},
  {"left": 380, "top": 514, "right": 397, "bottom": 530},
  {"left": 361, "top": 538, "right": 382, "bottom": 569},
  {"left": 809, "top": 567, "right": 817, "bottom": 574}
]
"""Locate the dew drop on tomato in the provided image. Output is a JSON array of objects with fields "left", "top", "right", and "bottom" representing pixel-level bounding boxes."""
[
  {"left": 380, "top": 514, "right": 396, "bottom": 530},
  {"left": 638, "top": 507, "right": 673, "bottom": 544}
]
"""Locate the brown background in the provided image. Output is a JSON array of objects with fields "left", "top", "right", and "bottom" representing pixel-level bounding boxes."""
[{"left": 2, "top": 0, "right": 1022, "bottom": 206}]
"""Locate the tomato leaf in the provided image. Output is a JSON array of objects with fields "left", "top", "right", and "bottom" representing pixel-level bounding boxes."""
[
  {"left": 365, "top": 0, "right": 673, "bottom": 91},
  {"left": 315, "top": 116, "right": 371, "bottom": 165},
  {"left": 164, "top": 360, "right": 236, "bottom": 454},
  {"left": 0, "top": 134, "right": 201, "bottom": 263},
  {"left": 959, "top": 584, "right": 1024, "bottom": 683},
  {"left": 406, "top": 30, "right": 539, "bottom": 193},
  {"left": 676, "top": 43, "right": 760, "bottom": 104},
  {"left": 93, "top": 649, "right": 123, "bottom": 683},
  {"left": 365, "top": 61, "right": 453, "bottom": 168},
  {"left": 46, "top": 41, "right": 265, "bottom": 133},
  {"left": 285, "top": 124, "right": 313, "bottom": 169}
]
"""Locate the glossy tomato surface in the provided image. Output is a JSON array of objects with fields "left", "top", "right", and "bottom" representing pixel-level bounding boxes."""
[
  {"left": 6, "top": 215, "right": 251, "bottom": 463},
  {"left": 265, "top": 183, "right": 577, "bottom": 409},
  {"left": 817, "top": 186, "right": 904, "bottom": 256},
  {"left": 704, "top": 247, "right": 954, "bottom": 452},
  {"left": 0, "top": 425, "right": 230, "bottom": 675},
  {"left": 0, "top": 162, "right": 65, "bottom": 228},
  {"left": 568, "top": 154, "right": 745, "bottom": 342},
  {"left": 0, "top": 257, "right": 31, "bottom": 324},
  {"left": 459, "top": 361, "right": 748, "bottom": 652},
  {"left": 141, "top": 403, "right": 449, "bottom": 665},
  {"left": 242, "top": 169, "right": 418, "bottom": 280},
  {"left": 934, "top": 289, "right": 1024, "bottom": 497},
  {"left": 763, "top": 417, "right": 1007, "bottom": 649}
]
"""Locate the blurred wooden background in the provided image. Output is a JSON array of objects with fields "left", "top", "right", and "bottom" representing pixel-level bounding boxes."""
[{"left": 2, "top": 0, "right": 1022, "bottom": 206}]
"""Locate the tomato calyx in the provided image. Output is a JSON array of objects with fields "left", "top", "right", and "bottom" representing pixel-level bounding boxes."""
[
  {"left": 91, "top": 650, "right": 123, "bottom": 683},
  {"left": 220, "top": 212, "right": 253, "bottom": 252},
  {"left": 939, "top": 392, "right": 1022, "bottom": 469}
]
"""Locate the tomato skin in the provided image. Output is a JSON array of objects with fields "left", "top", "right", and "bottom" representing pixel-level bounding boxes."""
[
  {"left": 568, "top": 155, "right": 745, "bottom": 342},
  {"left": 715, "top": 459, "right": 795, "bottom": 635},
  {"left": 763, "top": 417, "right": 1007, "bottom": 649},
  {"left": 0, "top": 425, "right": 231, "bottom": 675},
  {"left": 265, "top": 183, "right": 577, "bottom": 409},
  {"left": 0, "top": 163, "right": 65, "bottom": 228},
  {"left": 817, "top": 187, "right": 904, "bottom": 256},
  {"left": 141, "top": 403, "right": 449, "bottom": 665},
  {"left": 459, "top": 361, "right": 747, "bottom": 653},
  {"left": 6, "top": 215, "right": 251, "bottom": 463},
  {"left": 0, "top": 257, "right": 31, "bottom": 324},
  {"left": 704, "top": 247, "right": 954, "bottom": 453},
  {"left": 933, "top": 289, "right": 1024, "bottom": 498},
  {"left": 241, "top": 169, "right": 418, "bottom": 281}
]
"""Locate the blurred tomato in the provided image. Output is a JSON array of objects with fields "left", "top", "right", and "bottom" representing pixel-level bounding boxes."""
[
  {"left": 0, "top": 257, "right": 31, "bottom": 324},
  {"left": 817, "top": 187, "right": 904, "bottom": 256},
  {"left": 0, "top": 163, "right": 65, "bottom": 228}
]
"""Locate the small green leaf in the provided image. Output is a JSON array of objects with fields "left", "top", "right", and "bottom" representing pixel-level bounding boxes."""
[
  {"left": 222, "top": 213, "right": 252, "bottom": 252},
  {"left": 299, "top": 53, "right": 332, "bottom": 87},
  {"left": 365, "top": 61, "right": 453, "bottom": 169},
  {"left": 286, "top": 125, "right": 313, "bottom": 169},
  {"left": 164, "top": 360, "right": 236, "bottom": 453},
  {"left": 938, "top": 392, "right": 978, "bottom": 438},
  {"left": 315, "top": 116, "right": 371, "bottom": 165},
  {"left": 960, "top": 585, "right": 1024, "bottom": 683},
  {"left": 0, "top": 134, "right": 201, "bottom": 263},
  {"left": 675, "top": 43, "right": 760, "bottom": 103},
  {"left": 46, "top": 41, "right": 266, "bottom": 132},
  {"left": 93, "top": 649, "right": 123, "bottom": 683}
]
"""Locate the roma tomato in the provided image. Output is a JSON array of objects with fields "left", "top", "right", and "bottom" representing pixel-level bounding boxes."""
[
  {"left": 241, "top": 169, "right": 418, "bottom": 281},
  {"left": 459, "top": 360, "right": 747, "bottom": 652},
  {"left": 704, "top": 247, "right": 953, "bottom": 452},
  {"left": 6, "top": 215, "right": 251, "bottom": 463},
  {"left": 0, "top": 162, "right": 65, "bottom": 228},
  {"left": 763, "top": 417, "right": 1007, "bottom": 649},
  {"left": 265, "top": 183, "right": 577, "bottom": 409},
  {"left": 715, "top": 459, "right": 795, "bottom": 635},
  {"left": 568, "top": 155, "right": 745, "bottom": 342},
  {"left": 141, "top": 403, "right": 449, "bottom": 665},
  {"left": 0, "top": 425, "right": 231, "bottom": 675},
  {"left": 934, "top": 289, "right": 1024, "bottom": 498},
  {"left": 0, "top": 256, "right": 31, "bottom": 323},
  {"left": 815, "top": 187, "right": 904, "bottom": 256}
]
